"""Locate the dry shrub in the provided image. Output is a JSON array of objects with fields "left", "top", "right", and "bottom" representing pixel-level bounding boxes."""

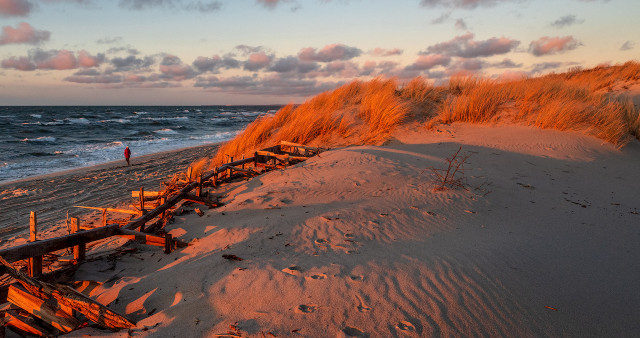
[{"left": 211, "top": 78, "right": 411, "bottom": 166}]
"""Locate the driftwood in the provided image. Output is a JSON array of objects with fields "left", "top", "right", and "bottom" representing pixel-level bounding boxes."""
[
  {"left": 116, "top": 228, "right": 188, "bottom": 249},
  {"left": 183, "top": 194, "right": 220, "bottom": 208},
  {"left": 3, "top": 309, "right": 53, "bottom": 336},
  {"left": 0, "top": 256, "right": 136, "bottom": 330},
  {"left": 7, "top": 284, "right": 80, "bottom": 333},
  {"left": 131, "top": 190, "right": 163, "bottom": 200}
]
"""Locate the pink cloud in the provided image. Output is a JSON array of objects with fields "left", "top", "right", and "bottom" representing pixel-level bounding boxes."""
[
  {"left": 424, "top": 33, "right": 520, "bottom": 58},
  {"left": 529, "top": 36, "right": 581, "bottom": 56},
  {"left": 406, "top": 54, "right": 451, "bottom": 70},
  {"left": 0, "top": 0, "right": 33, "bottom": 17},
  {"left": 299, "top": 44, "right": 362, "bottom": 62},
  {"left": 159, "top": 55, "right": 196, "bottom": 80},
  {"left": 370, "top": 48, "right": 403, "bottom": 57},
  {"left": 244, "top": 51, "right": 272, "bottom": 71},
  {"left": 77, "top": 50, "right": 102, "bottom": 67},
  {"left": 37, "top": 50, "right": 77, "bottom": 70},
  {"left": 0, "top": 22, "right": 50, "bottom": 45},
  {"left": 1, "top": 56, "right": 35, "bottom": 71},
  {"left": 256, "top": 0, "right": 280, "bottom": 9}
]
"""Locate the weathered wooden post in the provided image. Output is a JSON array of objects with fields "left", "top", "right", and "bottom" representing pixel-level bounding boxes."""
[
  {"left": 28, "top": 211, "right": 42, "bottom": 278},
  {"left": 227, "top": 156, "right": 233, "bottom": 178},
  {"left": 241, "top": 155, "right": 245, "bottom": 170},
  {"left": 160, "top": 196, "right": 166, "bottom": 219},
  {"left": 70, "top": 217, "right": 86, "bottom": 263},
  {"left": 254, "top": 152, "right": 258, "bottom": 167},
  {"left": 164, "top": 233, "right": 173, "bottom": 254},
  {"left": 186, "top": 166, "right": 192, "bottom": 182},
  {"left": 196, "top": 174, "right": 202, "bottom": 197},
  {"left": 139, "top": 187, "right": 145, "bottom": 216},
  {"left": 102, "top": 208, "right": 107, "bottom": 227}
]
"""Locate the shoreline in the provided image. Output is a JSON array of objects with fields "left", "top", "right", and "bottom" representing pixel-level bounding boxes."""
[
  {"left": 0, "top": 142, "right": 221, "bottom": 242},
  {"left": 0, "top": 142, "right": 224, "bottom": 187}
]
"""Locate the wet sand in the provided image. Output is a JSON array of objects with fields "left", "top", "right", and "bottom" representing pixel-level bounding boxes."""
[{"left": 0, "top": 143, "right": 219, "bottom": 243}]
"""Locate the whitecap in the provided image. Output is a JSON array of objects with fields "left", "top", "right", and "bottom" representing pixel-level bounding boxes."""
[
  {"left": 22, "top": 136, "right": 56, "bottom": 142},
  {"left": 153, "top": 128, "right": 178, "bottom": 135},
  {"left": 30, "top": 114, "right": 42, "bottom": 118}
]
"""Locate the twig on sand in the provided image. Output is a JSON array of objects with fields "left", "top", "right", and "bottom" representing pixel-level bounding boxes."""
[{"left": 424, "top": 146, "right": 471, "bottom": 191}]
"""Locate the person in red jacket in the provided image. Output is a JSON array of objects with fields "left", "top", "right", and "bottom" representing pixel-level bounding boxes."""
[{"left": 124, "top": 146, "right": 131, "bottom": 166}]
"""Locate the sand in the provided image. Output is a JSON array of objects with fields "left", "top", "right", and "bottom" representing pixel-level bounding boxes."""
[{"left": 3, "top": 124, "right": 640, "bottom": 337}]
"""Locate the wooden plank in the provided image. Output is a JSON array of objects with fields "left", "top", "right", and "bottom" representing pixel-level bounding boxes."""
[
  {"left": 0, "top": 257, "right": 136, "bottom": 330},
  {"left": 7, "top": 284, "right": 81, "bottom": 333},
  {"left": 116, "top": 229, "right": 166, "bottom": 247},
  {"left": 73, "top": 205, "right": 140, "bottom": 215},
  {"left": 0, "top": 223, "right": 120, "bottom": 264},
  {"left": 4, "top": 311, "right": 52, "bottom": 337},
  {"left": 131, "top": 190, "right": 163, "bottom": 198},
  {"left": 256, "top": 151, "right": 308, "bottom": 162},
  {"left": 183, "top": 194, "right": 220, "bottom": 208}
]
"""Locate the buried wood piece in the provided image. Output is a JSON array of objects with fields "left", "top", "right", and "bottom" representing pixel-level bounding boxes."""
[
  {"left": 195, "top": 208, "right": 204, "bottom": 217},
  {"left": 73, "top": 205, "right": 140, "bottom": 215},
  {"left": 183, "top": 194, "right": 220, "bottom": 208},
  {"left": 116, "top": 228, "right": 188, "bottom": 249},
  {"left": 28, "top": 211, "right": 42, "bottom": 278},
  {"left": 7, "top": 284, "right": 81, "bottom": 333},
  {"left": 0, "top": 256, "right": 136, "bottom": 330},
  {"left": 131, "top": 190, "right": 163, "bottom": 200},
  {"left": 164, "top": 233, "right": 173, "bottom": 254},
  {"left": 3, "top": 310, "right": 53, "bottom": 337}
]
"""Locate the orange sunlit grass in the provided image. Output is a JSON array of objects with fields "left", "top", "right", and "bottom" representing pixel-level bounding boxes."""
[{"left": 209, "top": 61, "right": 639, "bottom": 166}]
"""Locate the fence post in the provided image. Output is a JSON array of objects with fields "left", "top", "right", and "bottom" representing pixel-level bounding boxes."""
[
  {"left": 102, "top": 208, "right": 107, "bottom": 227},
  {"left": 70, "top": 217, "right": 86, "bottom": 263},
  {"left": 164, "top": 233, "right": 173, "bottom": 254},
  {"left": 227, "top": 156, "right": 233, "bottom": 178},
  {"left": 28, "top": 211, "right": 42, "bottom": 278},
  {"left": 196, "top": 174, "right": 202, "bottom": 197}
]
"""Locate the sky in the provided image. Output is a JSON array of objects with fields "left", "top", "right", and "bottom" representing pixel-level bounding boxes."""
[{"left": 0, "top": 0, "right": 638, "bottom": 105}]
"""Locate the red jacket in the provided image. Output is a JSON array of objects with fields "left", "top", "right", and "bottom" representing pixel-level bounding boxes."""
[{"left": 124, "top": 147, "right": 131, "bottom": 159}]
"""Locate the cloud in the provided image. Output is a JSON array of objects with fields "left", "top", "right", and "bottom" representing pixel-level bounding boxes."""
[
  {"left": 529, "top": 36, "right": 581, "bottom": 56},
  {"left": 118, "top": 0, "right": 222, "bottom": 12},
  {"left": 244, "top": 51, "right": 273, "bottom": 71},
  {"left": 96, "top": 36, "right": 122, "bottom": 44},
  {"left": 455, "top": 19, "right": 467, "bottom": 30},
  {"left": 550, "top": 15, "right": 583, "bottom": 28},
  {"left": 431, "top": 11, "right": 451, "bottom": 24},
  {"left": 0, "top": 0, "right": 33, "bottom": 17},
  {"left": 406, "top": 54, "right": 451, "bottom": 71},
  {"left": 298, "top": 43, "right": 362, "bottom": 62},
  {"left": 490, "top": 58, "right": 523, "bottom": 68},
  {"left": 65, "top": 74, "right": 123, "bottom": 84},
  {"left": 424, "top": 33, "right": 519, "bottom": 58},
  {"left": 529, "top": 61, "right": 579, "bottom": 74},
  {"left": 620, "top": 41, "right": 635, "bottom": 51},
  {"left": 235, "top": 44, "right": 264, "bottom": 56},
  {"left": 111, "top": 54, "right": 155, "bottom": 71},
  {"left": 1, "top": 56, "right": 35, "bottom": 71},
  {"left": 192, "top": 55, "right": 240, "bottom": 73},
  {"left": 420, "top": 0, "right": 507, "bottom": 9},
  {"left": 370, "top": 48, "right": 403, "bottom": 57},
  {"left": 195, "top": 74, "right": 340, "bottom": 97},
  {"left": 256, "top": 0, "right": 280, "bottom": 9},
  {"left": 0, "top": 22, "right": 50, "bottom": 45},
  {"left": 159, "top": 54, "right": 196, "bottom": 80}
]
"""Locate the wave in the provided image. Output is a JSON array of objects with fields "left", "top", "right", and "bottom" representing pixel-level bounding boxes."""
[
  {"left": 99, "top": 119, "right": 131, "bottom": 124},
  {"left": 30, "top": 114, "right": 42, "bottom": 118},
  {"left": 153, "top": 128, "right": 178, "bottom": 135},
  {"left": 22, "top": 136, "right": 56, "bottom": 142},
  {"left": 143, "top": 116, "right": 189, "bottom": 121},
  {"left": 66, "top": 117, "right": 90, "bottom": 124}
]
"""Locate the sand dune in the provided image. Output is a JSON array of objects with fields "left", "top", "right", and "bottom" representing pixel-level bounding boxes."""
[{"left": 48, "top": 123, "right": 640, "bottom": 337}]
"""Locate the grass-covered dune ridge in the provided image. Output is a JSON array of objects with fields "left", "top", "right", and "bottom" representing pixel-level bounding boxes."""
[{"left": 211, "top": 61, "right": 639, "bottom": 166}]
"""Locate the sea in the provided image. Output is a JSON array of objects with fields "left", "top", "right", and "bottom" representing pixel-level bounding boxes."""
[{"left": 0, "top": 105, "right": 281, "bottom": 184}]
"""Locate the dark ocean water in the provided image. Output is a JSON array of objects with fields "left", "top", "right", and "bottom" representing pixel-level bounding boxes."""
[{"left": 0, "top": 105, "right": 281, "bottom": 183}]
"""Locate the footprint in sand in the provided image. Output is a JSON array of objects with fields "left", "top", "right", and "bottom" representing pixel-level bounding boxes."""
[
  {"left": 396, "top": 321, "right": 416, "bottom": 332},
  {"left": 356, "top": 295, "right": 371, "bottom": 312},
  {"left": 282, "top": 265, "right": 304, "bottom": 275},
  {"left": 315, "top": 238, "right": 329, "bottom": 245},
  {"left": 342, "top": 327, "right": 368, "bottom": 337},
  {"left": 349, "top": 275, "right": 364, "bottom": 281},
  {"left": 305, "top": 273, "right": 327, "bottom": 280},
  {"left": 295, "top": 304, "right": 318, "bottom": 313}
]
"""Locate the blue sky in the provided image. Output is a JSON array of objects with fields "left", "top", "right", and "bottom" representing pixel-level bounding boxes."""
[{"left": 0, "top": 0, "right": 637, "bottom": 105}]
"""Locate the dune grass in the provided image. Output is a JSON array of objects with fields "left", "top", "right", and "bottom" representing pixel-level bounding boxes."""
[
  {"left": 207, "top": 61, "right": 639, "bottom": 167},
  {"left": 211, "top": 78, "right": 410, "bottom": 166}
]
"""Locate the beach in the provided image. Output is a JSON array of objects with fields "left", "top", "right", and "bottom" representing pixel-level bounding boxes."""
[
  {"left": 14, "top": 122, "right": 635, "bottom": 337},
  {"left": 0, "top": 143, "right": 219, "bottom": 245}
]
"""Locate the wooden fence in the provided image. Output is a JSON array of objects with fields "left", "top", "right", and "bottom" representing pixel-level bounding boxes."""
[{"left": 0, "top": 141, "right": 322, "bottom": 336}]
